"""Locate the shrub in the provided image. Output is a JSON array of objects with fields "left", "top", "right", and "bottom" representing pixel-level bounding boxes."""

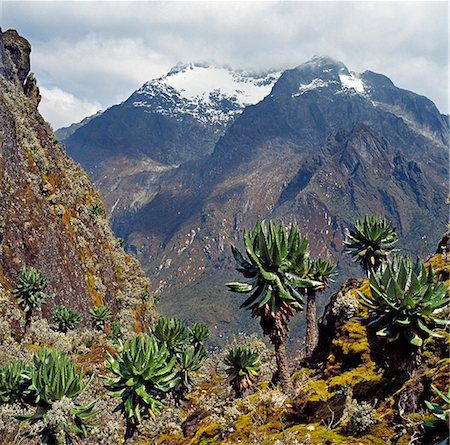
[
  {"left": 187, "top": 322, "right": 210, "bottom": 352},
  {"left": 52, "top": 306, "right": 81, "bottom": 333},
  {"left": 224, "top": 346, "right": 260, "bottom": 397},
  {"left": 152, "top": 316, "right": 188, "bottom": 355},
  {"left": 359, "top": 255, "right": 449, "bottom": 349},
  {"left": 89, "top": 305, "right": 112, "bottom": 331},
  {"left": 175, "top": 346, "right": 208, "bottom": 397},
  {"left": 108, "top": 319, "right": 123, "bottom": 345},
  {"left": 346, "top": 400, "right": 377, "bottom": 436},
  {"left": 16, "top": 349, "right": 98, "bottom": 444},
  {"left": 104, "top": 333, "right": 178, "bottom": 440},
  {"left": 0, "top": 361, "right": 31, "bottom": 405},
  {"left": 86, "top": 202, "right": 103, "bottom": 219},
  {"left": 344, "top": 215, "right": 399, "bottom": 273},
  {"left": 332, "top": 292, "right": 359, "bottom": 320},
  {"left": 12, "top": 266, "right": 47, "bottom": 328}
]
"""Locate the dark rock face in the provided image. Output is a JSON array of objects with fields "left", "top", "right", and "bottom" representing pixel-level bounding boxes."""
[
  {"left": 63, "top": 55, "right": 449, "bottom": 341},
  {"left": 0, "top": 29, "right": 156, "bottom": 330},
  {"left": 64, "top": 104, "right": 220, "bottom": 174}
]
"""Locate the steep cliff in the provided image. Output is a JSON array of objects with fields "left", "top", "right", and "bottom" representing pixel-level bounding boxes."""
[{"left": 0, "top": 29, "right": 156, "bottom": 331}]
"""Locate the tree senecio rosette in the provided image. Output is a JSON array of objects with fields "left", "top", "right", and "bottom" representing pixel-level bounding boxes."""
[
  {"left": 224, "top": 346, "right": 260, "bottom": 398},
  {"left": 89, "top": 305, "right": 112, "bottom": 331},
  {"left": 15, "top": 349, "right": 98, "bottom": 445},
  {"left": 12, "top": 266, "right": 47, "bottom": 328},
  {"left": 359, "top": 254, "right": 449, "bottom": 397},
  {"left": 359, "top": 255, "right": 449, "bottom": 349},
  {"left": 344, "top": 215, "right": 399, "bottom": 273},
  {"left": 103, "top": 334, "right": 178, "bottom": 441},
  {"left": 226, "top": 220, "right": 322, "bottom": 393},
  {"left": 52, "top": 305, "right": 82, "bottom": 333}
]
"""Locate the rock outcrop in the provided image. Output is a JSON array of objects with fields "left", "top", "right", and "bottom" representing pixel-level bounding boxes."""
[{"left": 0, "top": 29, "right": 156, "bottom": 331}]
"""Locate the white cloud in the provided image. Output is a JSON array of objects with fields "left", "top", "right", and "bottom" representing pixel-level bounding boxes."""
[
  {"left": 3, "top": 0, "right": 448, "bottom": 127},
  {"left": 32, "top": 35, "right": 172, "bottom": 105},
  {"left": 38, "top": 87, "right": 101, "bottom": 129}
]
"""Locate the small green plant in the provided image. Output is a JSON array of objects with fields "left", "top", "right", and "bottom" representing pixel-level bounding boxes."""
[
  {"left": 12, "top": 266, "right": 47, "bottom": 328},
  {"left": 187, "top": 322, "right": 210, "bottom": 352},
  {"left": 86, "top": 202, "right": 103, "bottom": 219},
  {"left": 175, "top": 346, "right": 207, "bottom": 398},
  {"left": 109, "top": 319, "right": 123, "bottom": 345},
  {"left": 0, "top": 361, "right": 31, "bottom": 405},
  {"left": 424, "top": 384, "right": 450, "bottom": 443},
  {"left": 344, "top": 215, "right": 399, "bottom": 273},
  {"left": 139, "top": 290, "right": 149, "bottom": 301},
  {"left": 152, "top": 316, "right": 188, "bottom": 355},
  {"left": 52, "top": 306, "right": 82, "bottom": 333},
  {"left": 89, "top": 305, "right": 112, "bottom": 331},
  {"left": 224, "top": 346, "right": 260, "bottom": 398},
  {"left": 16, "top": 349, "right": 98, "bottom": 445},
  {"left": 117, "top": 237, "right": 125, "bottom": 247},
  {"left": 104, "top": 334, "right": 178, "bottom": 440}
]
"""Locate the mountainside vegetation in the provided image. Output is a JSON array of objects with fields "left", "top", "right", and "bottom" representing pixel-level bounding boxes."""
[{"left": 0, "top": 224, "right": 448, "bottom": 444}]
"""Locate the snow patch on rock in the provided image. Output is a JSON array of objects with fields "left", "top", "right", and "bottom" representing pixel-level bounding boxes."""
[{"left": 339, "top": 73, "right": 365, "bottom": 93}]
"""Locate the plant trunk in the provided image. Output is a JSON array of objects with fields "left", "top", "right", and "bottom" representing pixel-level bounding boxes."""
[
  {"left": 305, "top": 291, "right": 317, "bottom": 357},
  {"left": 24, "top": 310, "right": 32, "bottom": 333},
  {"left": 124, "top": 420, "right": 137, "bottom": 444},
  {"left": 395, "top": 349, "right": 423, "bottom": 415},
  {"left": 273, "top": 337, "right": 293, "bottom": 394}
]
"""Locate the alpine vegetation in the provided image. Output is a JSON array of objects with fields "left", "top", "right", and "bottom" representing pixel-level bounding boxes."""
[
  {"left": 89, "top": 305, "right": 112, "bottom": 331},
  {"left": 52, "top": 306, "right": 82, "bottom": 333},
  {"left": 224, "top": 346, "right": 261, "bottom": 398},
  {"left": 226, "top": 220, "right": 322, "bottom": 393},
  {"left": 12, "top": 266, "right": 47, "bottom": 330},
  {"left": 344, "top": 215, "right": 399, "bottom": 273},
  {"left": 104, "top": 333, "right": 178, "bottom": 441}
]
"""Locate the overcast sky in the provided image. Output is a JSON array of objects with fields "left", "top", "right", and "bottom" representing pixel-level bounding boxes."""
[{"left": 1, "top": 1, "right": 448, "bottom": 129}]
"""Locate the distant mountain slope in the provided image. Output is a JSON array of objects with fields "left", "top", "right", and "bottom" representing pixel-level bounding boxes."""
[
  {"left": 55, "top": 110, "right": 102, "bottom": 142},
  {"left": 64, "top": 55, "right": 448, "bottom": 342},
  {"left": 62, "top": 63, "right": 280, "bottom": 219},
  {"left": 121, "top": 57, "right": 448, "bottom": 340},
  {"left": 0, "top": 28, "right": 156, "bottom": 331}
]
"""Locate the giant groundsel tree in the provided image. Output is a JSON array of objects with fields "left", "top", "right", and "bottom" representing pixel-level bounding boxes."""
[
  {"left": 226, "top": 220, "right": 321, "bottom": 392},
  {"left": 303, "top": 257, "right": 337, "bottom": 357}
]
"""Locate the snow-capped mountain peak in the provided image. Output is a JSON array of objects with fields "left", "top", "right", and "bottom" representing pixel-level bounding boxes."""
[
  {"left": 130, "top": 63, "right": 281, "bottom": 126},
  {"left": 289, "top": 57, "right": 366, "bottom": 98}
]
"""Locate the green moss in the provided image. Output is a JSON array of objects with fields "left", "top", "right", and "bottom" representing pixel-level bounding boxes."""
[
  {"left": 189, "top": 419, "right": 223, "bottom": 444},
  {"left": 304, "top": 378, "right": 331, "bottom": 402}
]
